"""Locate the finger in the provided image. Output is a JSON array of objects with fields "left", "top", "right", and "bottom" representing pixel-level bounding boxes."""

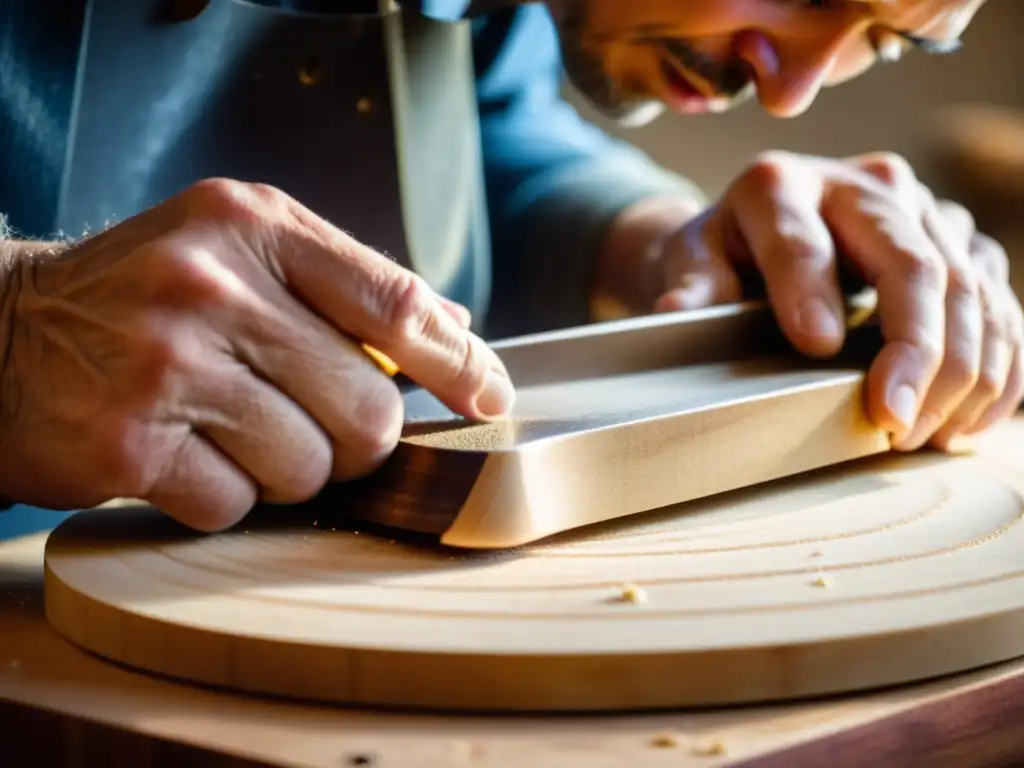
[
  {"left": 145, "top": 430, "right": 258, "bottom": 532},
  {"left": 892, "top": 198, "right": 983, "bottom": 451},
  {"left": 193, "top": 358, "right": 335, "bottom": 503},
  {"left": 196, "top": 180, "right": 511, "bottom": 421},
  {"left": 970, "top": 280, "right": 1024, "bottom": 432},
  {"left": 970, "top": 232, "right": 1011, "bottom": 285},
  {"left": 930, "top": 280, "right": 1012, "bottom": 442},
  {"left": 227, "top": 282, "right": 407, "bottom": 482},
  {"left": 654, "top": 210, "right": 744, "bottom": 312},
  {"left": 823, "top": 184, "right": 947, "bottom": 438},
  {"left": 851, "top": 152, "right": 921, "bottom": 210},
  {"left": 270, "top": 217, "right": 512, "bottom": 421},
  {"left": 938, "top": 278, "right": 1022, "bottom": 440},
  {"left": 727, "top": 157, "right": 844, "bottom": 358},
  {"left": 969, "top": 344, "right": 1024, "bottom": 434}
]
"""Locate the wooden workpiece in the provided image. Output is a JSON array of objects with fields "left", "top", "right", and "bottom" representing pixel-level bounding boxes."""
[
  {"left": 4, "top": 422, "right": 1024, "bottom": 765},
  {"left": 332, "top": 298, "right": 887, "bottom": 548},
  {"left": 38, "top": 415, "right": 1024, "bottom": 719}
]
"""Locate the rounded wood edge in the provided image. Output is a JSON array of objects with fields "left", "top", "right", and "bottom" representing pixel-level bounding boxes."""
[
  {"left": 440, "top": 377, "right": 888, "bottom": 550},
  {"left": 40, "top": 508, "right": 1024, "bottom": 714},
  {"left": 43, "top": 562, "right": 1024, "bottom": 712}
]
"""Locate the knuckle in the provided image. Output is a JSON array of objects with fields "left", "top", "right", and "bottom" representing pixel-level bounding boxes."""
[
  {"left": 940, "top": 354, "right": 980, "bottom": 396},
  {"left": 946, "top": 264, "right": 980, "bottom": 303},
  {"left": 96, "top": 421, "right": 164, "bottom": 498},
  {"left": 919, "top": 339, "right": 946, "bottom": 373},
  {"left": 143, "top": 242, "right": 249, "bottom": 309},
  {"left": 937, "top": 198, "right": 975, "bottom": 232},
  {"left": 976, "top": 368, "right": 1005, "bottom": 401},
  {"left": 980, "top": 284, "right": 1012, "bottom": 342},
  {"left": 916, "top": 182, "right": 938, "bottom": 211},
  {"left": 451, "top": 332, "right": 490, "bottom": 396},
  {"left": 895, "top": 246, "right": 946, "bottom": 291},
  {"left": 379, "top": 271, "right": 439, "bottom": 344},
  {"left": 183, "top": 178, "right": 254, "bottom": 218},
  {"left": 765, "top": 232, "right": 830, "bottom": 273},
  {"left": 741, "top": 151, "right": 796, "bottom": 192},
  {"left": 340, "top": 379, "right": 404, "bottom": 477},
  {"left": 862, "top": 151, "right": 916, "bottom": 188},
  {"left": 181, "top": 178, "right": 290, "bottom": 224},
  {"left": 972, "top": 232, "right": 1010, "bottom": 278},
  {"left": 138, "top": 324, "right": 188, "bottom": 378},
  {"left": 279, "top": 447, "right": 333, "bottom": 503},
  {"left": 133, "top": 329, "right": 203, "bottom": 417}
]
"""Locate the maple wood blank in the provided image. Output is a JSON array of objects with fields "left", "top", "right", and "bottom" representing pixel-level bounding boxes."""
[
  {"left": 327, "top": 298, "right": 888, "bottom": 548},
  {"left": 43, "top": 421, "right": 1024, "bottom": 713}
]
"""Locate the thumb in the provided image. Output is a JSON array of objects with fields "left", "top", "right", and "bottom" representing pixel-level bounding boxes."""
[{"left": 653, "top": 212, "right": 745, "bottom": 313}]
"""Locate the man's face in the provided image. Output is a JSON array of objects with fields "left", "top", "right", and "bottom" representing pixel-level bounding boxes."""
[{"left": 548, "top": 0, "right": 986, "bottom": 126}]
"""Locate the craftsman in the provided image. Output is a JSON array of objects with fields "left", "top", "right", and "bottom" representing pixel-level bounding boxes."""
[{"left": 0, "top": 0, "right": 1016, "bottom": 538}]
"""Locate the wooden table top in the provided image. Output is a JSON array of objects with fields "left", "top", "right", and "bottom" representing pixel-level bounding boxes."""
[{"left": 4, "top": 522, "right": 1024, "bottom": 767}]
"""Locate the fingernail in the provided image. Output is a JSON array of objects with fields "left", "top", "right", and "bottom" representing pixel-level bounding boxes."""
[
  {"left": 475, "top": 372, "right": 515, "bottom": 418},
  {"left": 797, "top": 298, "right": 842, "bottom": 339},
  {"left": 885, "top": 382, "right": 918, "bottom": 432}
]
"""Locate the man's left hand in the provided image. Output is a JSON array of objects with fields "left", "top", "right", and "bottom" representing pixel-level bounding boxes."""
[{"left": 651, "top": 150, "right": 1024, "bottom": 452}]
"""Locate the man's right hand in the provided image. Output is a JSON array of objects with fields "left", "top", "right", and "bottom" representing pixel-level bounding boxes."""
[{"left": 0, "top": 179, "right": 515, "bottom": 531}]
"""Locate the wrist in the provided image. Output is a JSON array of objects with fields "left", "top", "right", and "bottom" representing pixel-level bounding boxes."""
[
  {"left": 0, "top": 238, "right": 60, "bottom": 508},
  {"left": 589, "top": 196, "right": 704, "bottom": 321}
]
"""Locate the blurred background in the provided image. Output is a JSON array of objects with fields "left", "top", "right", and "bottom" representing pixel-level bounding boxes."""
[{"left": 564, "top": 0, "right": 1024, "bottom": 296}]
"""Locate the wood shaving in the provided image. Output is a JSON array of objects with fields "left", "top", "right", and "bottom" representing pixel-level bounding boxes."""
[
  {"left": 692, "top": 739, "right": 727, "bottom": 757},
  {"left": 619, "top": 582, "right": 647, "bottom": 604},
  {"left": 650, "top": 732, "right": 683, "bottom": 749},
  {"left": 811, "top": 574, "right": 834, "bottom": 589}
]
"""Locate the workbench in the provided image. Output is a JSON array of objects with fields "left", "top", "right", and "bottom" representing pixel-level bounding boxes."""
[{"left": 5, "top": 423, "right": 1024, "bottom": 767}]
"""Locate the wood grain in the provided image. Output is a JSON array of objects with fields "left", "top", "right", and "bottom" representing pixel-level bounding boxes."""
[{"left": 41, "top": 420, "right": 1024, "bottom": 714}]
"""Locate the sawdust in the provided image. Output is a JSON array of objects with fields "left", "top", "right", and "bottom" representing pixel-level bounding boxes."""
[
  {"left": 692, "top": 739, "right": 728, "bottom": 757},
  {"left": 402, "top": 418, "right": 536, "bottom": 451},
  {"left": 650, "top": 732, "right": 683, "bottom": 749}
]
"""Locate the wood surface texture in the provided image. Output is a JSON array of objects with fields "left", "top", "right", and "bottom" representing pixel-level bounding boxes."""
[
  {"left": 1, "top": 518, "right": 1024, "bottom": 766},
  {"left": 327, "top": 298, "right": 888, "bottom": 548},
  {"left": 41, "top": 419, "right": 1024, "bottom": 716}
]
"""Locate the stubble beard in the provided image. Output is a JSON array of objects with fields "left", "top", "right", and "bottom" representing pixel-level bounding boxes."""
[
  {"left": 552, "top": 1, "right": 667, "bottom": 128},
  {"left": 550, "top": 2, "right": 757, "bottom": 126}
]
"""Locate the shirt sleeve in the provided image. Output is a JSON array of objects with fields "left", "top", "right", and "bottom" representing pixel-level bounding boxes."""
[{"left": 470, "top": 7, "right": 708, "bottom": 337}]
